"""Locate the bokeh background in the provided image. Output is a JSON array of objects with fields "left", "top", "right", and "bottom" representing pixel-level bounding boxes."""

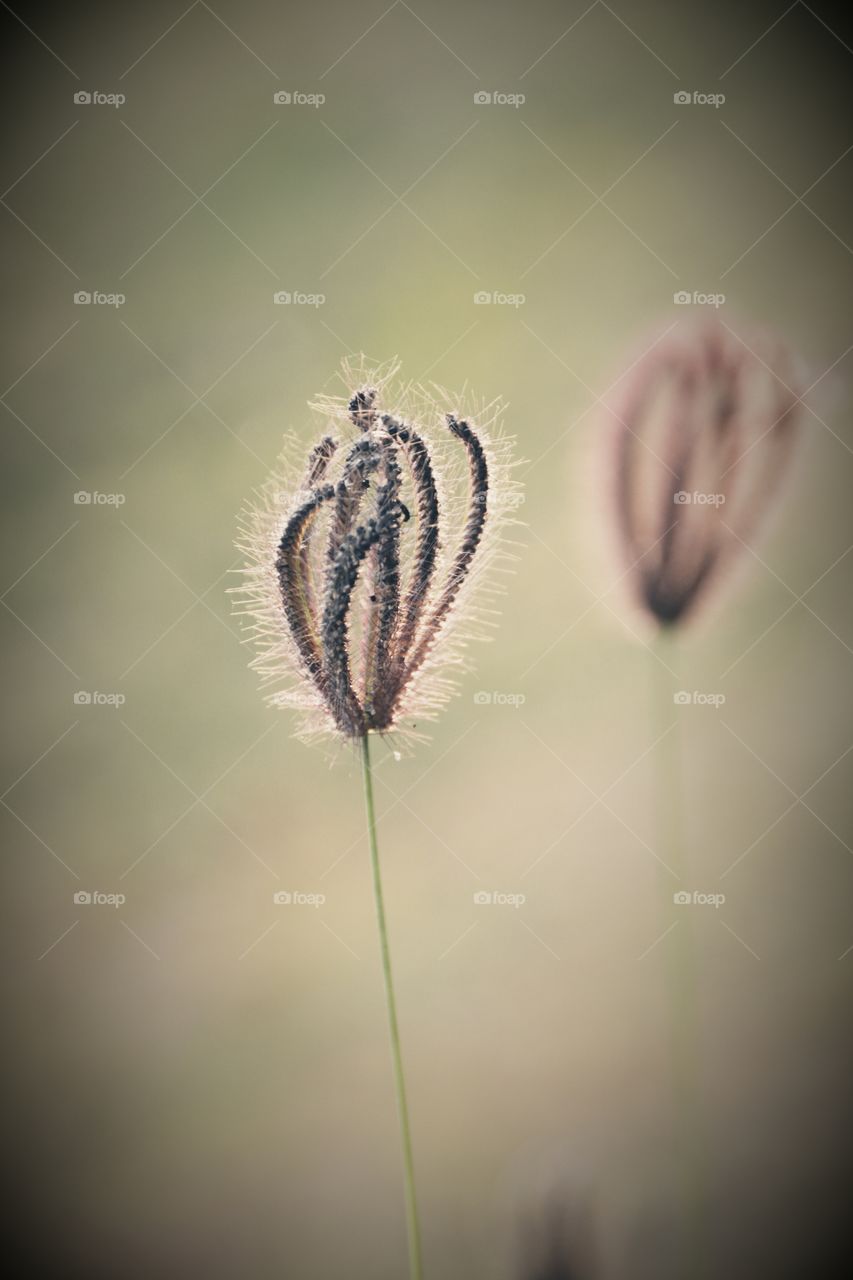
[{"left": 2, "top": 1, "right": 852, "bottom": 1276}]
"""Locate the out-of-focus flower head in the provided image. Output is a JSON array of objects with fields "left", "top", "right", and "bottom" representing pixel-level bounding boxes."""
[{"left": 606, "top": 319, "right": 802, "bottom": 629}]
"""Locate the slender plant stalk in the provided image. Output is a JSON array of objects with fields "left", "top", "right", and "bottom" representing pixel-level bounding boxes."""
[
  {"left": 651, "top": 631, "right": 705, "bottom": 1279},
  {"left": 360, "top": 734, "right": 424, "bottom": 1280}
]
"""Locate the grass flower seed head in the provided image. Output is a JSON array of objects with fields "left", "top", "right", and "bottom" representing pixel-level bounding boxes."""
[
  {"left": 607, "top": 319, "right": 802, "bottom": 630},
  {"left": 234, "top": 358, "right": 521, "bottom": 746}
]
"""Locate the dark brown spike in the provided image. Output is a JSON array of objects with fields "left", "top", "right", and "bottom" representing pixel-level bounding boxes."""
[
  {"left": 349, "top": 387, "right": 378, "bottom": 432},
  {"left": 327, "top": 438, "right": 381, "bottom": 568},
  {"left": 382, "top": 415, "right": 488, "bottom": 722},
  {"left": 298, "top": 436, "right": 337, "bottom": 616},
  {"left": 362, "top": 437, "right": 404, "bottom": 723},
  {"left": 276, "top": 484, "right": 336, "bottom": 689},
  {"left": 305, "top": 435, "right": 337, "bottom": 486},
  {"left": 427, "top": 414, "right": 488, "bottom": 623},
  {"left": 321, "top": 517, "right": 388, "bottom": 738},
  {"left": 382, "top": 413, "right": 440, "bottom": 665}
]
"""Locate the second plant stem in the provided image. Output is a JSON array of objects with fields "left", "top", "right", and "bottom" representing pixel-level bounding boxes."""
[
  {"left": 360, "top": 733, "right": 424, "bottom": 1280},
  {"left": 652, "top": 630, "right": 705, "bottom": 1278}
]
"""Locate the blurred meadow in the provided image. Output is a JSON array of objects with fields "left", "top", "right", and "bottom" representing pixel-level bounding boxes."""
[{"left": 2, "top": 1, "right": 852, "bottom": 1276}]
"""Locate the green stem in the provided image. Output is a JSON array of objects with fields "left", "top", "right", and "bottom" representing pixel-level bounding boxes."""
[
  {"left": 651, "top": 631, "right": 705, "bottom": 1278},
  {"left": 360, "top": 733, "right": 424, "bottom": 1280}
]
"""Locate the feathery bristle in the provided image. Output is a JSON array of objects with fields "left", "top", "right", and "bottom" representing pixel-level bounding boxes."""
[{"left": 275, "top": 485, "right": 336, "bottom": 691}]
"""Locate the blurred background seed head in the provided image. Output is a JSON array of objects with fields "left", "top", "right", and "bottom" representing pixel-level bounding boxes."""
[
  {"left": 2, "top": 1, "right": 852, "bottom": 1277},
  {"left": 608, "top": 316, "right": 803, "bottom": 630}
]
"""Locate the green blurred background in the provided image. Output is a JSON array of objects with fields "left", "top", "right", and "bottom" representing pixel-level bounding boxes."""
[{"left": 2, "top": 1, "right": 852, "bottom": 1275}]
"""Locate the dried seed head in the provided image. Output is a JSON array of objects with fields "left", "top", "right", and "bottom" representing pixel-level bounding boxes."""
[
  {"left": 606, "top": 319, "right": 802, "bottom": 629},
  {"left": 233, "top": 357, "right": 521, "bottom": 746}
]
